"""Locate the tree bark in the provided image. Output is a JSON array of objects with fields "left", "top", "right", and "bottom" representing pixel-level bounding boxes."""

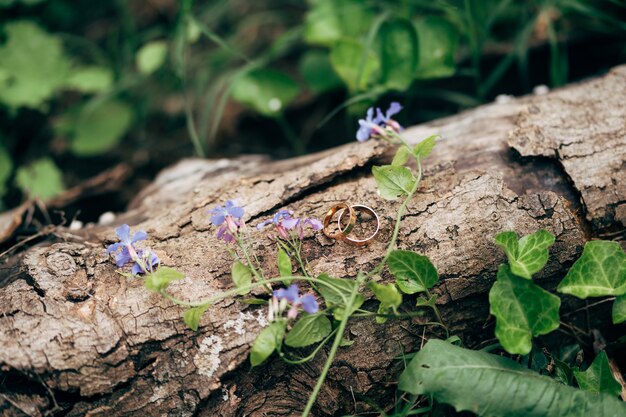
[{"left": 1, "top": 65, "right": 625, "bottom": 417}]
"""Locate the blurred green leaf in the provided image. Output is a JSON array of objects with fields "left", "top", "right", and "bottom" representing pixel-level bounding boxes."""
[
  {"left": 285, "top": 314, "right": 331, "bottom": 347},
  {"left": 65, "top": 66, "right": 113, "bottom": 93},
  {"left": 0, "top": 0, "right": 44, "bottom": 7},
  {"left": 573, "top": 352, "right": 621, "bottom": 396},
  {"left": 231, "top": 69, "right": 299, "bottom": 117},
  {"left": 391, "top": 146, "right": 410, "bottom": 166},
  {"left": 0, "top": 21, "right": 71, "bottom": 109},
  {"left": 14, "top": 157, "right": 64, "bottom": 200},
  {"left": 277, "top": 248, "right": 292, "bottom": 279},
  {"left": 613, "top": 294, "right": 626, "bottom": 324},
  {"left": 378, "top": 18, "right": 418, "bottom": 90},
  {"left": 368, "top": 281, "right": 402, "bottom": 323},
  {"left": 232, "top": 261, "right": 252, "bottom": 295},
  {"left": 144, "top": 267, "right": 185, "bottom": 293},
  {"left": 250, "top": 320, "right": 286, "bottom": 367},
  {"left": 415, "top": 17, "right": 459, "bottom": 79},
  {"left": 136, "top": 41, "right": 168, "bottom": 75},
  {"left": 299, "top": 50, "right": 342, "bottom": 94},
  {"left": 62, "top": 100, "right": 134, "bottom": 156},
  {"left": 413, "top": 135, "right": 438, "bottom": 159},
  {"left": 330, "top": 39, "right": 380, "bottom": 92},
  {"left": 0, "top": 138, "right": 12, "bottom": 199},
  {"left": 183, "top": 304, "right": 209, "bottom": 331},
  {"left": 303, "top": 0, "right": 374, "bottom": 46}
]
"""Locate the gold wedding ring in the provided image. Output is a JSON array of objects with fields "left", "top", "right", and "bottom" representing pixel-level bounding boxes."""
[
  {"left": 338, "top": 205, "right": 380, "bottom": 246},
  {"left": 323, "top": 203, "right": 357, "bottom": 240}
]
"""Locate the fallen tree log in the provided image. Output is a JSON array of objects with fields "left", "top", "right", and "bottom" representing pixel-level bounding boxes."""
[{"left": 1, "top": 65, "right": 625, "bottom": 417}]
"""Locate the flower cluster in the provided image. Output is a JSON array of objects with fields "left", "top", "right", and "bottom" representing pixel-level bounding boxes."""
[
  {"left": 356, "top": 102, "right": 403, "bottom": 142},
  {"left": 256, "top": 209, "right": 322, "bottom": 240},
  {"left": 106, "top": 224, "right": 159, "bottom": 275},
  {"left": 269, "top": 284, "right": 319, "bottom": 321},
  {"left": 209, "top": 200, "right": 245, "bottom": 243}
]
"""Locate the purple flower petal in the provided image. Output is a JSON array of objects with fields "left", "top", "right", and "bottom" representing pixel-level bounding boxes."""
[
  {"left": 105, "top": 242, "right": 123, "bottom": 255},
  {"left": 216, "top": 225, "right": 227, "bottom": 240},
  {"left": 228, "top": 206, "right": 245, "bottom": 219},
  {"left": 131, "top": 230, "right": 147, "bottom": 243},
  {"left": 385, "top": 102, "right": 402, "bottom": 119},
  {"left": 131, "top": 263, "right": 143, "bottom": 275},
  {"left": 300, "top": 294, "right": 319, "bottom": 314},
  {"left": 211, "top": 213, "right": 226, "bottom": 226},
  {"left": 281, "top": 218, "right": 300, "bottom": 230},
  {"left": 115, "top": 247, "right": 133, "bottom": 267},
  {"left": 284, "top": 284, "right": 300, "bottom": 303},
  {"left": 256, "top": 219, "right": 274, "bottom": 230},
  {"left": 304, "top": 218, "right": 323, "bottom": 230},
  {"left": 115, "top": 224, "right": 131, "bottom": 244},
  {"left": 272, "top": 210, "right": 293, "bottom": 224}
]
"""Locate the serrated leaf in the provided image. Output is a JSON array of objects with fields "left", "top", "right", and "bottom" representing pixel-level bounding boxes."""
[
  {"left": 329, "top": 39, "right": 380, "bottom": 92},
  {"left": 231, "top": 69, "right": 299, "bottom": 117},
  {"left": 398, "top": 339, "right": 626, "bottom": 417},
  {"left": 144, "top": 267, "right": 185, "bottom": 292},
  {"left": 388, "top": 250, "right": 438, "bottom": 294},
  {"left": 368, "top": 281, "right": 402, "bottom": 324},
  {"left": 183, "top": 304, "right": 209, "bottom": 331},
  {"left": 391, "top": 146, "right": 410, "bottom": 166},
  {"left": 414, "top": 17, "right": 459, "bottom": 79},
  {"left": 413, "top": 135, "right": 437, "bottom": 159},
  {"left": 489, "top": 265, "right": 561, "bottom": 355},
  {"left": 303, "top": 0, "right": 374, "bottom": 47},
  {"left": 136, "top": 41, "right": 168, "bottom": 75},
  {"left": 0, "top": 21, "right": 71, "bottom": 109},
  {"left": 231, "top": 261, "right": 252, "bottom": 295},
  {"left": 371, "top": 165, "right": 416, "bottom": 200},
  {"left": 299, "top": 50, "right": 342, "bottom": 94},
  {"left": 495, "top": 230, "right": 555, "bottom": 279},
  {"left": 250, "top": 320, "right": 286, "bottom": 367},
  {"left": 277, "top": 248, "right": 292, "bottom": 278},
  {"left": 14, "top": 157, "right": 64, "bottom": 200},
  {"left": 66, "top": 100, "right": 134, "bottom": 156},
  {"left": 317, "top": 273, "right": 363, "bottom": 320},
  {"left": 285, "top": 314, "right": 331, "bottom": 348},
  {"left": 65, "top": 66, "right": 113, "bottom": 93},
  {"left": 378, "top": 18, "right": 418, "bottom": 91},
  {"left": 558, "top": 240, "right": 626, "bottom": 298},
  {"left": 613, "top": 294, "right": 626, "bottom": 324},
  {"left": 573, "top": 352, "right": 621, "bottom": 396}
]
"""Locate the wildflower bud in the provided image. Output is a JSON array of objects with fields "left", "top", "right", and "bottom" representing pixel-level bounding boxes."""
[{"left": 287, "top": 304, "right": 299, "bottom": 320}]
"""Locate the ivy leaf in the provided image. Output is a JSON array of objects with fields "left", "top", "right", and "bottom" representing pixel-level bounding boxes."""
[
  {"left": 613, "top": 294, "right": 626, "bottom": 324},
  {"left": 412, "top": 135, "right": 437, "bottom": 159},
  {"left": 494, "top": 230, "right": 555, "bottom": 279},
  {"left": 65, "top": 66, "right": 113, "bottom": 93},
  {"left": 136, "top": 41, "right": 168, "bottom": 75},
  {"left": 277, "top": 248, "right": 292, "bottom": 280},
  {"left": 317, "top": 273, "right": 364, "bottom": 321},
  {"left": 303, "top": 0, "right": 374, "bottom": 47},
  {"left": 371, "top": 165, "right": 416, "bottom": 200},
  {"left": 489, "top": 265, "right": 561, "bottom": 355},
  {"left": 414, "top": 17, "right": 459, "bottom": 79},
  {"left": 377, "top": 18, "right": 418, "bottom": 91},
  {"left": 388, "top": 250, "right": 438, "bottom": 294},
  {"left": 368, "top": 281, "right": 402, "bottom": 324},
  {"left": 0, "top": 21, "right": 71, "bottom": 109},
  {"left": 231, "top": 261, "right": 252, "bottom": 295},
  {"left": 231, "top": 69, "right": 299, "bottom": 117},
  {"left": 183, "top": 304, "right": 209, "bottom": 331},
  {"left": 329, "top": 39, "right": 380, "bottom": 92},
  {"left": 144, "top": 267, "right": 185, "bottom": 293},
  {"left": 557, "top": 240, "right": 626, "bottom": 298},
  {"left": 14, "top": 158, "right": 64, "bottom": 200},
  {"left": 285, "top": 314, "right": 331, "bottom": 348},
  {"left": 391, "top": 146, "right": 410, "bottom": 167},
  {"left": 554, "top": 358, "right": 574, "bottom": 386},
  {"left": 398, "top": 339, "right": 626, "bottom": 417},
  {"left": 573, "top": 352, "right": 621, "bottom": 396},
  {"left": 250, "top": 320, "right": 286, "bottom": 367},
  {"left": 299, "top": 50, "right": 342, "bottom": 94}
]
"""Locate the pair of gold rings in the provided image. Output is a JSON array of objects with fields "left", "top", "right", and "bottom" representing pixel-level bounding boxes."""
[{"left": 322, "top": 203, "right": 380, "bottom": 246}]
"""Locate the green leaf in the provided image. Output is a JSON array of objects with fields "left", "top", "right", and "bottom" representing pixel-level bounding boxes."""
[
  {"left": 65, "top": 66, "right": 113, "bottom": 93},
  {"left": 613, "top": 294, "right": 626, "bottom": 324},
  {"left": 489, "top": 265, "right": 561, "bottom": 355},
  {"left": 183, "top": 304, "right": 209, "bottom": 331},
  {"left": 317, "top": 273, "right": 364, "bottom": 321},
  {"left": 554, "top": 358, "right": 574, "bottom": 385},
  {"left": 231, "top": 69, "right": 299, "bottom": 117},
  {"left": 494, "top": 230, "right": 555, "bottom": 279},
  {"left": 65, "top": 100, "right": 134, "bottom": 156},
  {"left": 0, "top": 21, "right": 71, "bottom": 109},
  {"left": 0, "top": 139, "right": 13, "bottom": 198},
  {"left": 371, "top": 165, "right": 416, "bottom": 200},
  {"left": 412, "top": 135, "right": 437, "bottom": 159},
  {"left": 414, "top": 17, "right": 459, "bottom": 79},
  {"left": 573, "top": 352, "right": 621, "bottom": 396},
  {"left": 136, "top": 41, "right": 168, "bottom": 75},
  {"left": 415, "top": 294, "right": 438, "bottom": 308},
  {"left": 299, "top": 50, "right": 342, "bottom": 94},
  {"left": 377, "top": 18, "right": 418, "bottom": 91},
  {"left": 303, "top": 0, "right": 374, "bottom": 47},
  {"left": 277, "top": 248, "right": 292, "bottom": 278},
  {"left": 329, "top": 39, "right": 380, "bottom": 92},
  {"left": 391, "top": 146, "right": 410, "bottom": 166},
  {"left": 398, "top": 339, "right": 626, "bottom": 417},
  {"left": 285, "top": 314, "right": 331, "bottom": 348},
  {"left": 143, "top": 267, "right": 185, "bottom": 292},
  {"left": 14, "top": 157, "right": 64, "bottom": 200},
  {"left": 231, "top": 261, "right": 252, "bottom": 295},
  {"left": 388, "top": 250, "right": 438, "bottom": 294},
  {"left": 250, "top": 320, "right": 286, "bottom": 367},
  {"left": 557, "top": 240, "right": 626, "bottom": 298},
  {"left": 368, "top": 281, "right": 402, "bottom": 324}
]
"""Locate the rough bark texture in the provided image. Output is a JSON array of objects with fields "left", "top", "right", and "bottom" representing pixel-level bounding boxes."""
[{"left": 1, "top": 66, "right": 625, "bottom": 417}]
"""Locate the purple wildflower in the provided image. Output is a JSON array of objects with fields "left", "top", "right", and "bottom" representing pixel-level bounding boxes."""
[
  {"left": 209, "top": 200, "right": 245, "bottom": 242},
  {"left": 106, "top": 224, "right": 147, "bottom": 267},
  {"left": 257, "top": 210, "right": 322, "bottom": 240},
  {"left": 356, "top": 102, "right": 403, "bottom": 142},
  {"left": 270, "top": 283, "right": 319, "bottom": 321},
  {"left": 131, "top": 250, "right": 160, "bottom": 275},
  {"left": 274, "top": 284, "right": 300, "bottom": 303}
]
